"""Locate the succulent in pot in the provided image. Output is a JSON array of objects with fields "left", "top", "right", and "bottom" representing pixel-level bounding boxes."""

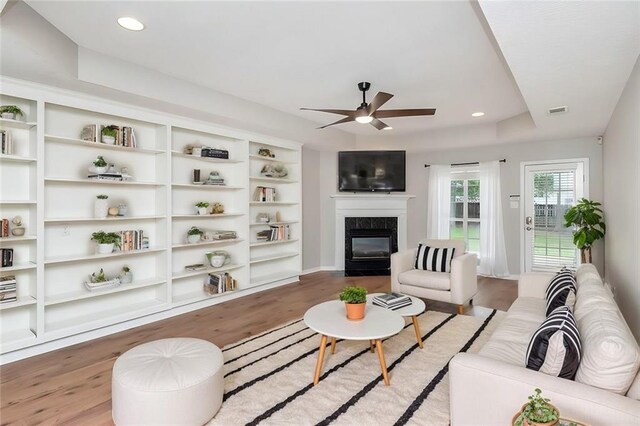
[
  {"left": 339, "top": 286, "right": 368, "bottom": 320},
  {"left": 91, "top": 155, "right": 108, "bottom": 174},
  {"left": 90, "top": 231, "right": 121, "bottom": 254},
  {"left": 187, "top": 226, "right": 203, "bottom": 244},
  {"left": 0, "top": 105, "right": 24, "bottom": 120},
  {"left": 515, "top": 388, "right": 560, "bottom": 426},
  {"left": 195, "top": 201, "right": 210, "bottom": 215},
  {"left": 120, "top": 265, "right": 133, "bottom": 284},
  {"left": 101, "top": 125, "right": 118, "bottom": 144}
]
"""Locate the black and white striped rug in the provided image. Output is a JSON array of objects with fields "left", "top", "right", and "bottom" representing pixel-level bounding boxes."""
[{"left": 209, "top": 310, "right": 504, "bottom": 426}]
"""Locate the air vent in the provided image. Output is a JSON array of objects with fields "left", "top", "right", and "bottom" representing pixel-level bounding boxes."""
[{"left": 547, "top": 105, "right": 569, "bottom": 115}]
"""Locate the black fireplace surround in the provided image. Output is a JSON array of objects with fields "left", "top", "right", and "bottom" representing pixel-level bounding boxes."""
[{"left": 344, "top": 217, "right": 398, "bottom": 276}]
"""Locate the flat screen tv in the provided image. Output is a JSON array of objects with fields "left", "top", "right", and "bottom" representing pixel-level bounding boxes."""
[{"left": 338, "top": 150, "right": 406, "bottom": 192}]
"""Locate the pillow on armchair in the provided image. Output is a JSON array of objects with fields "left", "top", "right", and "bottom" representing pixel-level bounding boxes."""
[{"left": 414, "top": 244, "right": 455, "bottom": 273}]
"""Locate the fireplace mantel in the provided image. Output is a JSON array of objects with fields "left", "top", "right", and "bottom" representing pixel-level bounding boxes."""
[{"left": 331, "top": 194, "right": 415, "bottom": 270}]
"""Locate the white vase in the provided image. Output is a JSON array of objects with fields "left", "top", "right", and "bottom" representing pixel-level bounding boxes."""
[
  {"left": 102, "top": 135, "right": 116, "bottom": 144},
  {"left": 197, "top": 207, "right": 209, "bottom": 215},
  {"left": 187, "top": 234, "right": 201, "bottom": 244},
  {"left": 94, "top": 198, "right": 109, "bottom": 218},
  {"left": 97, "top": 243, "right": 114, "bottom": 254},
  {"left": 120, "top": 272, "right": 133, "bottom": 284},
  {"left": 1, "top": 112, "right": 15, "bottom": 120}
]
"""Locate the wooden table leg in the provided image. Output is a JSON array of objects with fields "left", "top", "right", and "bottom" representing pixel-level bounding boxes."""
[
  {"left": 370, "top": 340, "right": 375, "bottom": 353},
  {"left": 330, "top": 337, "right": 336, "bottom": 354},
  {"left": 412, "top": 315, "right": 423, "bottom": 349},
  {"left": 375, "top": 339, "right": 390, "bottom": 385},
  {"left": 313, "top": 335, "right": 327, "bottom": 385}
]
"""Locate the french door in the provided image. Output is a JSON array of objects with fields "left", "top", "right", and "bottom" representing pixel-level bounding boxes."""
[{"left": 522, "top": 160, "right": 587, "bottom": 272}]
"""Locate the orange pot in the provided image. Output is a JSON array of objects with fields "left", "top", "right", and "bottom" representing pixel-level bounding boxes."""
[{"left": 345, "top": 302, "right": 365, "bottom": 320}]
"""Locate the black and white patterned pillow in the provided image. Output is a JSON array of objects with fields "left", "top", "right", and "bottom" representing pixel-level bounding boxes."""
[
  {"left": 545, "top": 269, "right": 577, "bottom": 316},
  {"left": 414, "top": 245, "right": 455, "bottom": 273},
  {"left": 526, "top": 306, "right": 582, "bottom": 379}
]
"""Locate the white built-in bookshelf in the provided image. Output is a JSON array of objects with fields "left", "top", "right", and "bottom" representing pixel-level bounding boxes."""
[{"left": 0, "top": 79, "right": 302, "bottom": 359}]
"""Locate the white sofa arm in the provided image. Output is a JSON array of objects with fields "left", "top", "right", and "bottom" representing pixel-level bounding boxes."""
[
  {"left": 450, "top": 353, "right": 640, "bottom": 426},
  {"left": 450, "top": 253, "right": 477, "bottom": 305},
  {"left": 518, "top": 273, "right": 555, "bottom": 299},
  {"left": 391, "top": 249, "right": 416, "bottom": 292}
]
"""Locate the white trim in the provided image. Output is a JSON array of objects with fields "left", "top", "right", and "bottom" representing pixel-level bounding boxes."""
[
  {"left": 519, "top": 158, "right": 590, "bottom": 273},
  {"left": 301, "top": 266, "right": 338, "bottom": 275}
]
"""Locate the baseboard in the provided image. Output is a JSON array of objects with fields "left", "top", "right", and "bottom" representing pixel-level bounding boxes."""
[{"left": 301, "top": 266, "right": 339, "bottom": 275}]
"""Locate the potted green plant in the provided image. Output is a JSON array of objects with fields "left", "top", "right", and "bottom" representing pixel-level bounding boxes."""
[
  {"left": 187, "top": 226, "right": 203, "bottom": 244},
  {"left": 94, "top": 194, "right": 109, "bottom": 218},
  {"left": 0, "top": 105, "right": 24, "bottom": 120},
  {"left": 120, "top": 265, "right": 133, "bottom": 284},
  {"left": 339, "top": 286, "right": 368, "bottom": 320},
  {"left": 101, "top": 125, "right": 118, "bottom": 145},
  {"left": 90, "top": 231, "right": 121, "bottom": 254},
  {"left": 195, "top": 201, "right": 210, "bottom": 215},
  {"left": 515, "top": 388, "right": 560, "bottom": 426},
  {"left": 91, "top": 155, "right": 108, "bottom": 174},
  {"left": 564, "top": 198, "right": 606, "bottom": 263}
]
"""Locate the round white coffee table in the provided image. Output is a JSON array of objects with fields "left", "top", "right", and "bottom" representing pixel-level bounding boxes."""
[
  {"left": 367, "top": 294, "right": 427, "bottom": 348},
  {"left": 304, "top": 300, "right": 404, "bottom": 386}
]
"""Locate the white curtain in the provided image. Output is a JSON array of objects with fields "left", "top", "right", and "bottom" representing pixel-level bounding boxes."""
[
  {"left": 426, "top": 165, "right": 451, "bottom": 239},
  {"left": 479, "top": 161, "right": 510, "bottom": 277}
]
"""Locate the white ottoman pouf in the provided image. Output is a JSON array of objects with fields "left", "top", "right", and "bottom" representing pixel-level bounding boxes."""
[{"left": 112, "top": 338, "right": 224, "bottom": 426}]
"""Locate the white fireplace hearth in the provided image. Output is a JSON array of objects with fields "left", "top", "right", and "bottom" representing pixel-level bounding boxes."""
[{"left": 330, "top": 194, "right": 415, "bottom": 271}]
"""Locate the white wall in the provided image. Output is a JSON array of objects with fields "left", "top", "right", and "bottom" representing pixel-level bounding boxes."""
[
  {"left": 302, "top": 147, "right": 321, "bottom": 271},
  {"left": 603, "top": 56, "right": 640, "bottom": 340}
]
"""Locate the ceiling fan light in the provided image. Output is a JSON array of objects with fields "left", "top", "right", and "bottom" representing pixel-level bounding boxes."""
[
  {"left": 118, "top": 17, "right": 145, "bottom": 31},
  {"left": 383, "top": 126, "right": 393, "bottom": 130},
  {"left": 355, "top": 115, "right": 373, "bottom": 124}
]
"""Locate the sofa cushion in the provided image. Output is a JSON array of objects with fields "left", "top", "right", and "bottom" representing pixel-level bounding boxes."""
[
  {"left": 526, "top": 306, "right": 581, "bottom": 380},
  {"left": 417, "top": 238, "right": 465, "bottom": 258},
  {"left": 414, "top": 244, "right": 455, "bottom": 273},
  {"left": 545, "top": 270, "right": 576, "bottom": 316},
  {"left": 398, "top": 269, "right": 450, "bottom": 290}
]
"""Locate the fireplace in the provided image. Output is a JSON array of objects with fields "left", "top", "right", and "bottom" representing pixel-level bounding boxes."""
[{"left": 345, "top": 217, "right": 398, "bottom": 276}]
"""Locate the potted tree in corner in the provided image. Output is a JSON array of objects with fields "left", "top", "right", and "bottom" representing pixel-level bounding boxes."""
[
  {"left": 339, "top": 286, "right": 367, "bottom": 320},
  {"left": 564, "top": 198, "right": 606, "bottom": 263}
]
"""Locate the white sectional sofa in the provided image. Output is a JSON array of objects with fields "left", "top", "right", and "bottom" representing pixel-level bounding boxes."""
[{"left": 450, "top": 264, "right": 640, "bottom": 425}]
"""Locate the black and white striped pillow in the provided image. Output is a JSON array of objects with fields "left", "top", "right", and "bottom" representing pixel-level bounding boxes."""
[
  {"left": 525, "top": 306, "right": 582, "bottom": 379},
  {"left": 545, "top": 269, "right": 577, "bottom": 316},
  {"left": 414, "top": 245, "right": 455, "bottom": 273}
]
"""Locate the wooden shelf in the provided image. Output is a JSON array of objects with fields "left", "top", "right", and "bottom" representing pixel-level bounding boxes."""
[
  {"left": 44, "top": 247, "right": 166, "bottom": 265},
  {"left": 45, "top": 135, "right": 164, "bottom": 154},
  {"left": 250, "top": 201, "right": 298, "bottom": 206},
  {"left": 251, "top": 270, "right": 300, "bottom": 287},
  {"left": 171, "top": 151, "right": 242, "bottom": 163},
  {"left": 45, "top": 216, "right": 164, "bottom": 224},
  {"left": 250, "top": 252, "right": 298, "bottom": 264},
  {"left": 172, "top": 238, "right": 243, "bottom": 249},
  {"left": 0, "top": 296, "right": 37, "bottom": 311},
  {"left": 0, "top": 262, "right": 36, "bottom": 272},
  {"left": 0, "top": 118, "right": 36, "bottom": 130},
  {"left": 249, "top": 155, "right": 296, "bottom": 164},
  {"left": 172, "top": 290, "right": 236, "bottom": 307},
  {"left": 250, "top": 238, "right": 299, "bottom": 248},
  {"left": 250, "top": 176, "right": 298, "bottom": 183},
  {"left": 250, "top": 221, "right": 298, "bottom": 226},
  {"left": 172, "top": 213, "right": 244, "bottom": 219},
  {"left": 0, "top": 200, "right": 36, "bottom": 205},
  {"left": 45, "top": 278, "right": 166, "bottom": 306},
  {"left": 0, "top": 154, "right": 37, "bottom": 163},
  {"left": 0, "top": 235, "right": 37, "bottom": 243},
  {"left": 171, "top": 183, "right": 244, "bottom": 190},
  {"left": 172, "top": 263, "right": 244, "bottom": 281},
  {"left": 45, "top": 178, "right": 163, "bottom": 187}
]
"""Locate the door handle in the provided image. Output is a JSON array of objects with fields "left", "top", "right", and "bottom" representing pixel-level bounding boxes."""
[
  {"left": 526, "top": 226, "right": 532, "bottom": 231},
  {"left": 525, "top": 216, "right": 533, "bottom": 225}
]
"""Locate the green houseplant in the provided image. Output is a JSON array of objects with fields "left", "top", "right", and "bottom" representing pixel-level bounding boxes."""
[
  {"left": 90, "top": 231, "right": 121, "bottom": 254},
  {"left": 187, "top": 226, "right": 203, "bottom": 244},
  {"left": 339, "top": 286, "right": 368, "bottom": 320},
  {"left": 515, "top": 388, "right": 559, "bottom": 426},
  {"left": 195, "top": 201, "right": 210, "bottom": 215},
  {"left": 92, "top": 155, "right": 108, "bottom": 174},
  {"left": 0, "top": 105, "right": 24, "bottom": 120},
  {"left": 101, "top": 125, "right": 118, "bottom": 144},
  {"left": 564, "top": 198, "right": 606, "bottom": 263}
]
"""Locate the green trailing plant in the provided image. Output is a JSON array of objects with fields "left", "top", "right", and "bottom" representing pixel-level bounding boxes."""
[
  {"left": 122, "top": 265, "right": 130, "bottom": 273},
  {"left": 195, "top": 201, "right": 210, "bottom": 208},
  {"left": 96, "top": 194, "right": 108, "bottom": 199},
  {"left": 187, "top": 226, "right": 203, "bottom": 236},
  {"left": 339, "top": 286, "right": 367, "bottom": 304},
  {"left": 0, "top": 105, "right": 24, "bottom": 118},
  {"left": 515, "top": 388, "right": 559, "bottom": 426},
  {"left": 93, "top": 156, "right": 107, "bottom": 167},
  {"left": 564, "top": 198, "right": 606, "bottom": 263},
  {"left": 90, "top": 268, "right": 107, "bottom": 283},
  {"left": 90, "top": 231, "right": 121, "bottom": 247},
  {"left": 102, "top": 125, "right": 118, "bottom": 138}
]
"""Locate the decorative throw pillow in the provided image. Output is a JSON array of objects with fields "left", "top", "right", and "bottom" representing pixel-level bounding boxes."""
[
  {"left": 414, "top": 244, "right": 455, "bottom": 273},
  {"left": 545, "top": 269, "right": 577, "bottom": 316},
  {"left": 526, "top": 306, "right": 582, "bottom": 380}
]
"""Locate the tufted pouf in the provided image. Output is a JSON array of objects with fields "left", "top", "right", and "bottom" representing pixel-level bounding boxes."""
[{"left": 112, "top": 338, "right": 224, "bottom": 426}]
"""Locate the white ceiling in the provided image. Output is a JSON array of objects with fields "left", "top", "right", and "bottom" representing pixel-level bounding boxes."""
[{"left": 25, "top": 1, "right": 528, "bottom": 136}]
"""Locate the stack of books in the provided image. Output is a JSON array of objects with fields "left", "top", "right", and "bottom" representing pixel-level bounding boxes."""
[
  {"left": 119, "top": 230, "right": 145, "bottom": 251},
  {"left": 203, "top": 171, "right": 225, "bottom": 186},
  {"left": 1, "top": 130, "right": 13, "bottom": 155},
  {"left": 0, "top": 275, "right": 17, "bottom": 303},
  {"left": 256, "top": 224, "right": 291, "bottom": 242},
  {"left": 1, "top": 219, "right": 9, "bottom": 237},
  {"left": 253, "top": 186, "right": 276, "bottom": 202},
  {"left": 87, "top": 173, "right": 125, "bottom": 181},
  {"left": 0, "top": 248, "right": 14, "bottom": 267},
  {"left": 372, "top": 292, "right": 412, "bottom": 310},
  {"left": 204, "top": 272, "right": 237, "bottom": 295},
  {"left": 203, "top": 230, "right": 237, "bottom": 241},
  {"left": 81, "top": 124, "right": 137, "bottom": 148}
]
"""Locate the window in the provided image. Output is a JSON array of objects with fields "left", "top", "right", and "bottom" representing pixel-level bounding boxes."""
[{"left": 450, "top": 171, "right": 480, "bottom": 254}]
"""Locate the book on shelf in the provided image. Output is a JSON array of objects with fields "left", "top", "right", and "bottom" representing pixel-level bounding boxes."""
[
  {"left": 256, "top": 224, "right": 291, "bottom": 242},
  {"left": 185, "top": 263, "right": 207, "bottom": 271},
  {"left": 0, "top": 275, "right": 17, "bottom": 302},
  {"left": 0, "top": 275, "right": 16, "bottom": 287},
  {"left": 81, "top": 124, "right": 137, "bottom": 148},
  {"left": 0, "top": 290, "right": 17, "bottom": 303},
  {"left": 372, "top": 292, "right": 412, "bottom": 310},
  {"left": 117, "top": 230, "right": 144, "bottom": 251},
  {"left": 1, "top": 130, "right": 13, "bottom": 155},
  {"left": 202, "top": 230, "right": 237, "bottom": 241},
  {"left": 253, "top": 186, "right": 276, "bottom": 202},
  {"left": 204, "top": 272, "right": 237, "bottom": 295},
  {"left": 1, "top": 248, "right": 14, "bottom": 267},
  {"left": 1, "top": 219, "right": 8, "bottom": 237}
]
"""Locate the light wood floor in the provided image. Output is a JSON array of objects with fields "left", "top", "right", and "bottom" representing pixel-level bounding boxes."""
[{"left": 0, "top": 272, "right": 516, "bottom": 425}]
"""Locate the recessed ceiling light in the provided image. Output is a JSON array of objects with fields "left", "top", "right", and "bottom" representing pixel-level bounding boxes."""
[
  {"left": 118, "top": 17, "right": 144, "bottom": 31},
  {"left": 383, "top": 126, "right": 393, "bottom": 130},
  {"left": 471, "top": 112, "right": 485, "bottom": 117}
]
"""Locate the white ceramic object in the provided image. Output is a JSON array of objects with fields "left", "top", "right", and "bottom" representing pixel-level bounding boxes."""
[
  {"left": 1, "top": 112, "right": 16, "bottom": 120},
  {"left": 11, "top": 227, "right": 25, "bottom": 237},
  {"left": 102, "top": 135, "right": 116, "bottom": 145},
  {"left": 197, "top": 207, "right": 209, "bottom": 215},
  {"left": 206, "top": 251, "right": 229, "bottom": 268},
  {"left": 187, "top": 234, "right": 201, "bottom": 244},
  {"left": 94, "top": 198, "right": 108, "bottom": 218},
  {"left": 97, "top": 243, "right": 115, "bottom": 254},
  {"left": 120, "top": 272, "right": 133, "bottom": 284},
  {"left": 90, "top": 165, "right": 108, "bottom": 174}
]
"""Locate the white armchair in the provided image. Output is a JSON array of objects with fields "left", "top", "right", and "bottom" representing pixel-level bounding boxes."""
[{"left": 391, "top": 239, "right": 477, "bottom": 314}]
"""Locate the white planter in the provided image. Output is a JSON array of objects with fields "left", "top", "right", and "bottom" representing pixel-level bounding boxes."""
[
  {"left": 187, "top": 234, "right": 201, "bottom": 244},
  {"left": 197, "top": 207, "right": 209, "bottom": 215},
  {"left": 102, "top": 135, "right": 116, "bottom": 144},
  {"left": 94, "top": 198, "right": 109, "bottom": 218},
  {"left": 91, "top": 166, "right": 107, "bottom": 174},
  {"left": 1, "top": 112, "right": 16, "bottom": 120},
  {"left": 97, "top": 243, "right": 115, "bottom": 254},
  {"left": 120, "top": 272, "right": 133, "bottom": 284}
]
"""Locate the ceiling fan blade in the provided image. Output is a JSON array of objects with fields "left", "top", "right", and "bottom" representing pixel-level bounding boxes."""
[
  {"left": 318, "top": 116, "right": 355, "bottom": 129},
  {"left": 374, "top": 108, "right": 436, "bottom": 118},
  {"left": 370, "top": 118, "right": 390, "bottom": 130},
  {"left": 366, "top": 92, "right": 394, "bottom": 115},
  {"left": 300, "top": 108, "right": 355, "bottom": 117}
]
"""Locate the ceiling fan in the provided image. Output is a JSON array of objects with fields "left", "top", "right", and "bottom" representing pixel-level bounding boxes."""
[{"left": 300, "top": 82, "right": 436, "bottom": 130}]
